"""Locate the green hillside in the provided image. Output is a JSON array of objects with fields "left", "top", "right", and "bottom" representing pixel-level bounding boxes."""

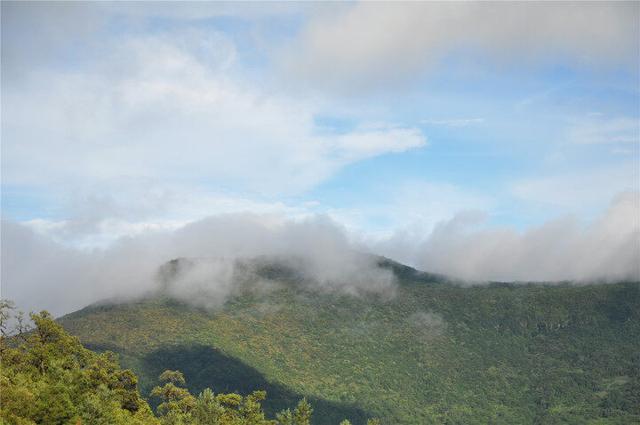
[
  {"left": 0, "top": 304, "right": 331, "bottom": 425},
  {"left": 58, "top": 259, "right": 640, "bottom": 424}
]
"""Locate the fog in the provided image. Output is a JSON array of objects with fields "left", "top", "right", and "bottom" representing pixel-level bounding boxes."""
[
  {"left": 2, "top": 193, "right": 639, "bottom": 318},
  {"left": 378, "top": 191, "right": 640, "bottom": 283},
  {"left": 0, "top": 214, "right": 395, "bottom": 317},
  {"left": 408, "top": 311, "right": 447, "bottom": 341}
]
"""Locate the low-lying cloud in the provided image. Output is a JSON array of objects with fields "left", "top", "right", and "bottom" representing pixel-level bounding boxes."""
[
  {"left": 408, "top": 311, "right": 447, "bottom": 341},
  {"left": 380, "top": 191, "right": 640, "bottom": 283},
  {"left": 2, "top": 193, "right": 639, "bottom": 318},
  {"left": 1, "top": 214, "right": 395, "bottom": 317}
]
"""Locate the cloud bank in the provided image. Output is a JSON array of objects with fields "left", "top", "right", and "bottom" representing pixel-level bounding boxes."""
[
  {"left": 282, "top": 2, "right": 639, "bottom": 91},
  {"left": 2, "top": 193, "right": 638, "bottom": 318},
  {"left": 380, "top": 192, "right": 640, "bottom": 282},
  {"left": 1, "top": 214, "right": 396, "bottom": 317}
]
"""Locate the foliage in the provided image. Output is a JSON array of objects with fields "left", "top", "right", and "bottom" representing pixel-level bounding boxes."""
[
  {"left": 58, "top": 271, "right": 640, "bottom": 424},
  {"left": 0, "top": 303, "right": 374, "bottom": 425},
  {"left": 275, "top": 399, "right": 312, "bottom": 425},
  {"left": 0, "top": 306, "right": 157, "bottom": 425}
]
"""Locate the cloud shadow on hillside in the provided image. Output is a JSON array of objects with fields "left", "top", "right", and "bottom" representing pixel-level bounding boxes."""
[{"left": 126, "top": 344, "right": 372, "bottom": 425}]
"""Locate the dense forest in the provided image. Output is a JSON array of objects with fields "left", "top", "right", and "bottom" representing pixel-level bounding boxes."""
[
  {"left": 0, "top": 301, "right": 379, "bottom": 425},
  {"left": 2, "top": 259, "right": 639, "bottom": 424}
]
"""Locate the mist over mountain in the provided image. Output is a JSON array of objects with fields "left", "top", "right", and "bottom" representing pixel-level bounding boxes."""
[
  {"left": 1, "top": 214, "right": 395, "bottom": 317},
  {"left": 57, "top": 256, "right": 640, "bottom": 424},
  {"left": 3, "top": 192, "right": 638, "bottom": 318},
  {"left": 383, "top": 191, "right": 640, "bottom": 282}
]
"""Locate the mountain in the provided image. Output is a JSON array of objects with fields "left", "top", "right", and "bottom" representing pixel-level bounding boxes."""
[{"left": 58, "top": 257, "right": 640, "bottom": 424}]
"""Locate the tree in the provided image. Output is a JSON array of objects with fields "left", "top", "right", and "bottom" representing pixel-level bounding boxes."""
[
  {"left": 276, "top": 398, "right": 312, "bottom": 425},
  {"left": 0, "top": 304, "right": 158, "bottom": 425},
  {"left": 151, "top": 371, "right": 279, "bottom": 425},
  {"left": 151, "top": 370, "right": 197, "bottom": 423}
]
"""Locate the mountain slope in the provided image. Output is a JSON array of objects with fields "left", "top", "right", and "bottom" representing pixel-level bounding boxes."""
[{"left": 59, "top": 259, "right": 640, "bottom": 424}]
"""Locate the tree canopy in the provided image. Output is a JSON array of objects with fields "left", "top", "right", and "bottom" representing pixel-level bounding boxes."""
[{"left": 0, "top": 301, "right": 379, "bottom": 425}]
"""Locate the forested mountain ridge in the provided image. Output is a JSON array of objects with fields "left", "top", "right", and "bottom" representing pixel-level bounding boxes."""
[
  {"left": 54, "top": 258, "right": 640, "bottom": 424},
  {"left": 0, "top": 304, "right": 376, "bottom": 425}
]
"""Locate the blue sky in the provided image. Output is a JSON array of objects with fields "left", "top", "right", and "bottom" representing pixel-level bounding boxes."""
[{"left": 1, "top": 2, "right": 639, "bottom": 286}]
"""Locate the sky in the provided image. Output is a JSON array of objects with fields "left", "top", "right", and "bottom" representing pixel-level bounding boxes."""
[{"left": 1, "top": 2, "right": 639, "bottom": 315}]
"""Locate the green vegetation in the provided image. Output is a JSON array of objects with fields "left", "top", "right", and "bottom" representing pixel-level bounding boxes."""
[
  {"left": 0, "top": 302, "right": 157, "bottom": 424},
  {"left": 4, "top": 258, "right": 639, "bottom": 424},
  {"left": 55, "top": 259, "right": 640, "bottom": 425},
  {"left": 0, "top": 301, "right": 379, "bottom": 425}
]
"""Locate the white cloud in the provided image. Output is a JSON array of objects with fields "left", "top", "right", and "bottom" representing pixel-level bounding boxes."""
[
  {"left": 379, "top": 192, "right": 640, "bottom": 282},
  {"left": 18, "top": 179, "right": 487, "bottom": 254},
  {"left": 1, "top": 2, "right": 106, "bottom": 82},
  {"left": 107, "top": 2, "right": 312, "bottom": 21},
  {"left": 0, "top": 1, "right": 308, "bottom": 82},
  {"left": 25, "top": 188, "right": 312, "bottom": 250},
  {"left": 2, "top": 29, "right": 425, "bottom": 197},
  {"left": 281, "top": 2, "right": 639, "bottom": 91},
  {"left": 326, "top": 180, "right": 492, "bottom": 241},
  {"left": 4, "top": 192, "right": 638, "bottom": 319},
  {"left": 1, "top": 214, "right": 396, "bottom": 317}
]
